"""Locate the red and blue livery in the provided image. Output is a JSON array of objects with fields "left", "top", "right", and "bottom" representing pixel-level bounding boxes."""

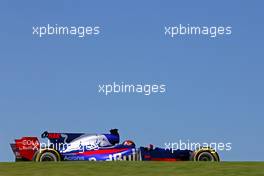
[{"left": 10, "top": 129, "right": 220, "bottom": 162}]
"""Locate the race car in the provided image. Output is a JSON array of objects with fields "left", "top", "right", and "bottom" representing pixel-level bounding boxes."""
[{"left": 10, "top": 129, "right": 220, "bottom": 162}]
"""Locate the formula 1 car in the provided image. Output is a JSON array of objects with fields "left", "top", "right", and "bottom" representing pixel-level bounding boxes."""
[{"left": 10, "top": 129, "right": 220, "bottom": 162}]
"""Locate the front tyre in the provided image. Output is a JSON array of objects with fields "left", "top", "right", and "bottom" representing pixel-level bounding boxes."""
[{"left": 192, "top": 147, "right": 220, "bottom": 162}]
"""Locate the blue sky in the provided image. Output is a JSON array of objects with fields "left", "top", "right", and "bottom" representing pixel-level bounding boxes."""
[{"left": 0, "top": 0, "right": 263, "bottom": 161}]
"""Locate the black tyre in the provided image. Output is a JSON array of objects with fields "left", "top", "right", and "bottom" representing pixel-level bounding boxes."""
[
  {"left": 35, "top": 150, "right": 61, "bottom": 162},
  {"left": 196, "top": 151, "right": 215, "bottom": 161},
  {"left": 193, "top": 148, "right": 220, "bottom": 162}
]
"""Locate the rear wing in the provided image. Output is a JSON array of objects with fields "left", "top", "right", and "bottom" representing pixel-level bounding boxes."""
[{"left": 10, "top": 137, "right": 40, "bottom": 161}]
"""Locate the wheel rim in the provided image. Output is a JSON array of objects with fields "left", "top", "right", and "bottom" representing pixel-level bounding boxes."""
[
  {"left": 40, "top": 152, "right": 57, "bottom": 162},
  {"left": 197, "top": 152, "right": 214, "bottom": 161}
]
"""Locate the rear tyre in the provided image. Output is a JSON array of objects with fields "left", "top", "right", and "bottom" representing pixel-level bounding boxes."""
[{"left": 35, "top": 149, "right": 61, "bottom": 162}]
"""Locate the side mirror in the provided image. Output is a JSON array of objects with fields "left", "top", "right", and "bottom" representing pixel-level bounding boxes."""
[{"left": 41, "top": 131, "right": 48, "bottom": 138}]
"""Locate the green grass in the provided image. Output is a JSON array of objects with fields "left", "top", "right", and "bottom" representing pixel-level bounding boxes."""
[{"left": 0, "top": 162, "right": 263, "bottom": 176}]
